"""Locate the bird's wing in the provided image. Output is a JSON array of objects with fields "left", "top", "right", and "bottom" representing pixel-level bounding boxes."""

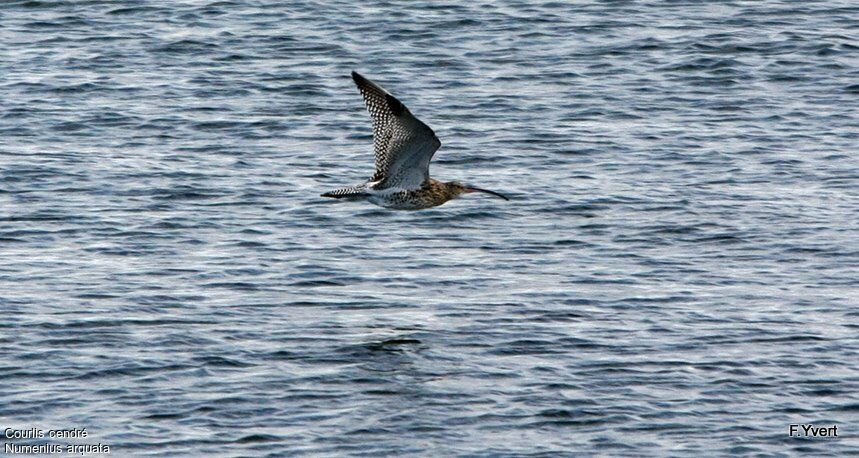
[{"left": 351, "top": 71, "right": 441, "bottom": 189}]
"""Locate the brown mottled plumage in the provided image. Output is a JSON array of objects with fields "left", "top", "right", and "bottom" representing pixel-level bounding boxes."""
[{"left": 321, "top": 72, "right": 509, "bottom": 210}]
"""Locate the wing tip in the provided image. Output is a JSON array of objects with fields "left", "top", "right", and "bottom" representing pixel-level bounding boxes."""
[{"left": 351, "top": 71, "right": 407, "bottom": 116}]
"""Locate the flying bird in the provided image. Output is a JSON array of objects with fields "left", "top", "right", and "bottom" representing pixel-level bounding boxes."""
[{"left": 322, "top": 71, "right": 509, "bottom": 210}]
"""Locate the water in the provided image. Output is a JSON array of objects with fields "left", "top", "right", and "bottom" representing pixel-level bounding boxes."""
[{"left": 1, "top": 0, "right": 858, "bottom": 456}]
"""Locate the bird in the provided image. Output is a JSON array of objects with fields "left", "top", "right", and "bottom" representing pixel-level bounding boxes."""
[{"left": 321, "top": 71, "right": 509, "bottom": 210}]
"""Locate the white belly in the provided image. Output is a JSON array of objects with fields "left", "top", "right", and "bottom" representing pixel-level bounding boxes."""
[{"left": 367, "top": 189, "right": 424, "bottom": 210}]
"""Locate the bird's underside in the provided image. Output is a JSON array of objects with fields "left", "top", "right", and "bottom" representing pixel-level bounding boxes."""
[{"left": 322, "top": 71, "right": 507, "bottom": 210}]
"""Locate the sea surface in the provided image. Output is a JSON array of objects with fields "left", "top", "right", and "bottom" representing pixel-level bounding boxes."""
[{"left": 1, "top": 1, "right": 858, "bottom": 456}]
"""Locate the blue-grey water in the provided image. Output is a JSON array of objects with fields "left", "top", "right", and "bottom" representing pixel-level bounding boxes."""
[{"left": 1, "top": 1, "right": 858, "bottom": 456}]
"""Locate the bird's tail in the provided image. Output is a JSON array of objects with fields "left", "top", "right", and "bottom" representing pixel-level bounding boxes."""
[{"left": 321, "top": 185, "right": 368, "bottom": 200}]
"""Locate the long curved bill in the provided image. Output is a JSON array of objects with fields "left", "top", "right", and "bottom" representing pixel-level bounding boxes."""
[{"left": 465, "top": 187, "right": 509, "bottom": 201}]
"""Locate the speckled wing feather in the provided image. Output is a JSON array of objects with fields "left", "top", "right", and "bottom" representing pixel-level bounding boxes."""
[{"left": 351, "top": 71, "right": 441, "bottom": 189}]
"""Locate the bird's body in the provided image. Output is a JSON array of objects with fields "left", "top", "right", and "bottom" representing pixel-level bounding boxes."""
[
  {"left": 369, "top": 179, "right": 464, "bottom": 210},
  {"left": 322, "top": 72, "right": 508, "bottom": 210}
]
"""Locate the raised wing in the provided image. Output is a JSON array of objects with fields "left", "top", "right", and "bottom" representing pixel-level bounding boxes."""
[{"left": 351, "top": 71, "right": 441, "bottom": 188}]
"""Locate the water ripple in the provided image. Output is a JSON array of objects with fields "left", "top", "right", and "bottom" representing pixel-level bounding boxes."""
[{"left": 1, "top": 0, "right": 857, "bottom": 456}]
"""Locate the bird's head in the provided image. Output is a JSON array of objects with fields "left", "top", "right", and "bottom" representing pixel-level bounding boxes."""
[{"left": 447, "top": 181, "right": 509, "bottom": 201}]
